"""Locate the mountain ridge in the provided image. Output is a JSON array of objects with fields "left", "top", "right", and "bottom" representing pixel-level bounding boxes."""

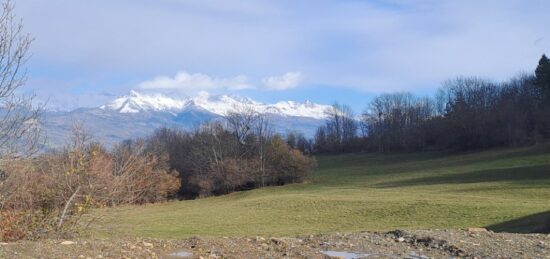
[
  {"left": 40, "top": 91, "right": 330, "bottom": 149},
  {"left": 99, "top": 91, "right": 331, "bottom": 119}
]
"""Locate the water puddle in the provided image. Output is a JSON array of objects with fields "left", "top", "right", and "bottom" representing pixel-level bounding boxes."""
[
  {"left": 162, "top": 249, "right": 193, "bottom": 258},
  {"left": 407, "top": 251, "right": 430, "bottom": 259},
  {"left": 321, "top": 250, "right": 430, "bottom": 259},
  {"left": 321, "top": 250, "right": 371, "bottom": 258}
]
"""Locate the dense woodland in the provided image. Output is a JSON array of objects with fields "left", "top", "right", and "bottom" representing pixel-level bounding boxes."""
[{"left": 311, "top": 55, "right": 550, "bottom": 153}]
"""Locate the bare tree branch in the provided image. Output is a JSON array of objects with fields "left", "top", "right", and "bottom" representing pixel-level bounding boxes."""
[{"left": 0, "top": 0, "right": 42, "bottom": 159}]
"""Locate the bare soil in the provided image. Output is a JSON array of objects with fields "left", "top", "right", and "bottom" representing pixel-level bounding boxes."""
[{"left": 1, "top": 229, "right": 549, "bottom": 258}]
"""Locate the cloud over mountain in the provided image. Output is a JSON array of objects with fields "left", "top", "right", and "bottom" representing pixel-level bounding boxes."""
[
  {"left": 138, "top": 71, "right": 252, "bottom": 91},
  {"left": 262, "top": 72, "right": 303, "bottom": 90}
]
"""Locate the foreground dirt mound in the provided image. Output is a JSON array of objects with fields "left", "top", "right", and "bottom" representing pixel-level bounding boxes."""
[{"left": 1, "top": 229, "right": 549, "bottom": 258}]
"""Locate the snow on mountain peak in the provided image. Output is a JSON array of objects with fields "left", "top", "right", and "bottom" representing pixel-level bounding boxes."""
[
  {"left": 101, "top": 91, "right": 331, "bottom": 119},
  {"left": 100, "top": 90, "right": 185, "bottom": 113}
]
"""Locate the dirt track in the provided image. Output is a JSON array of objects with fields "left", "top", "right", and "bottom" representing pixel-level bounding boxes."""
[{"left": 1, "top": 229, "right": 549, "bottom": 258}]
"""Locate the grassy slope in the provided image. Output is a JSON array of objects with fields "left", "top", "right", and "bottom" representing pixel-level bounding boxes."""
[{"left": 90, "top": 145, "right": 550, "bottom": 238}]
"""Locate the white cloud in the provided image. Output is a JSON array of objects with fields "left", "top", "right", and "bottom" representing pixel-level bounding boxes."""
[
  {"left": 139, "top": 71, "right": 253, "bottom": 91},
  {"left": 18, "top": 0, "right": 550, "bottom": 102},
  {"left": 262, "top": 72, "right": 303, "bottom": 90}
]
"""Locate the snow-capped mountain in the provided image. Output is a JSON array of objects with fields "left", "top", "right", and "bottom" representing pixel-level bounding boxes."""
[
  {"left": 40, "top": 91, "right": 331, "bottom": 149},
  {"left": 101, "top": 90, "right": 187, "bottom": 113},
  {"left": 100, "top": 91, "right": 331, "bottom": 119}
]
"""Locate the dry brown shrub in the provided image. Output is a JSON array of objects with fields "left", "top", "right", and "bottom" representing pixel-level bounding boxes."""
[
  {"left": 0, "top": 140, "right": 180, "bottom": 241},
  {"left": 187, "top": 158, "right": 258, "bottom": 197}
]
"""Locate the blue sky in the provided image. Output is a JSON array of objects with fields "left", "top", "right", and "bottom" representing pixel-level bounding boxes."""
[{"left": 15, "top": 0, "right": 550, "bottom": 111}]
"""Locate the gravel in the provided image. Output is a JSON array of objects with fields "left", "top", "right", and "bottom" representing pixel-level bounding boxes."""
[{"left": 1, "top": 229, "right": 549, "bottom": 258}]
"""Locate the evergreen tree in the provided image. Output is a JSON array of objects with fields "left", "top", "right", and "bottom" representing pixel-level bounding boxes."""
[{"left": 535, "top": 54, "right": 550, "bottom": 101}]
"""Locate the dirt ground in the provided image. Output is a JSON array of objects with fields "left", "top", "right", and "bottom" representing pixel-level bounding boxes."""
[{"left": 1, "top": 229, "right": 549, "bottom": 258}]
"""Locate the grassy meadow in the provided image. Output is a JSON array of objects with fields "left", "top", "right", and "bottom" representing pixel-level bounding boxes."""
[{"left": 90, "top": 144, "right": 550, "bottom": 238}]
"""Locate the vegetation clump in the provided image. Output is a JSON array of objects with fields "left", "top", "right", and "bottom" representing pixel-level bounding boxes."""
[
  {"left": 145, "top": 107, "right": 316, "bottom": 199},
  {"left": 0, "top": 126, "right": 180, "bottom": 241}
]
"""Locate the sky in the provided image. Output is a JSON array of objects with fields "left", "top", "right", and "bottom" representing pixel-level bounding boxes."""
[{"left": 14, "top": 0, "right": 550, "bottom": 111}]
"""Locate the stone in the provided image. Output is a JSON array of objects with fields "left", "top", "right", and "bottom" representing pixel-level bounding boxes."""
[
  {"left": 60, "top": 241, "right": 76, "bottom": 245},
  {"left": 467, "top": 228, "right": 488, "bottom": 232},
  {"left": 397, "top": 237, "right": 405, "bottom": 242},
  {"left": 271, "top": 237, "right": 287, "bottom": 246},
  {"left": 142, "top": 241, "right": 154, "bottom": 248}
]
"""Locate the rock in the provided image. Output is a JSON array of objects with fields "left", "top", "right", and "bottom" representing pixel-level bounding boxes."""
[
  {"left": 270, "top": 237, "right": 287, "bottom": 246},
  {"left": 397, "top": 237, "right": 405, "bottom": 242},
  {"left": 142, "top": 241, "right": 154, "bottom": 248},
  {"left": 0, "top": 242, "right": 9, "bottom": 245},
  {"left": 60, "top": 241, "right": 76, "bottom": 245},
  {"left": 467, "top": 228, "right": 488, "bottom": 233}
]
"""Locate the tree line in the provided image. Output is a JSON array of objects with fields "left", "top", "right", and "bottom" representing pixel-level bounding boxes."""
[
  {"left": 143, "top": 105, "right": 315, "bottom": 198},
  {"left": 313, "top": 55, "right": 550, "bottom": 153}
]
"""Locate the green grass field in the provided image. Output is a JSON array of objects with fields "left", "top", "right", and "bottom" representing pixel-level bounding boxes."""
[{"left": 90, "top": 144, "right": 550, "bottom": 238}]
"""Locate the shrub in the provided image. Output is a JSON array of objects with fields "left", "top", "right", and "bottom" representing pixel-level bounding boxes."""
[
  {"left": 0, "top": 139, "right": 180, "bottom": 241},
  {"left": 266, "top": 137, "right": 316, "bottom": 185}
]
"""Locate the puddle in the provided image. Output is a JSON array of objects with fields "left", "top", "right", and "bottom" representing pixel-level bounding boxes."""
[
  {"left": 162, "top": 249, "right": 193, "bottom": 258},
  {"left": 321, "top": 250, "right": 430, "bottom": 259},
  {"left": 407, "top": 251, "right": 430, "bottom": 259},
  {"left": 321, "top": 250, "right": 371, "bottom": 258}
]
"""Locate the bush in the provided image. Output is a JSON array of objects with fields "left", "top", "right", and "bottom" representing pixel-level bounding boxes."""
[
  {"left": 0, "top": 139, "right": 180, "bottom": 241},
  {"left": 266, "top": 137, "right": 315, "bottom": 185}
]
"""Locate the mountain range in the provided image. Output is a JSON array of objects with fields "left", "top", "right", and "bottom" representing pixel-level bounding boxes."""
[{"left": 41, "top": 91, "right": 331, "bottom": 148}]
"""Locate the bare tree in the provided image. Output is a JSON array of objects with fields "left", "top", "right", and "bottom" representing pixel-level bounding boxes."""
[
  {"left": 254, "top": 111, "right": 273, "bottom": 186},
  {"left": 323, "top": 103, "right": 357, "bottom": 152},
  {"left": 225, "top": 103, "right": 257, "bottom": 146},
  {"left": 0, "top": 0, "right": 41, "bottom": 159}
]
